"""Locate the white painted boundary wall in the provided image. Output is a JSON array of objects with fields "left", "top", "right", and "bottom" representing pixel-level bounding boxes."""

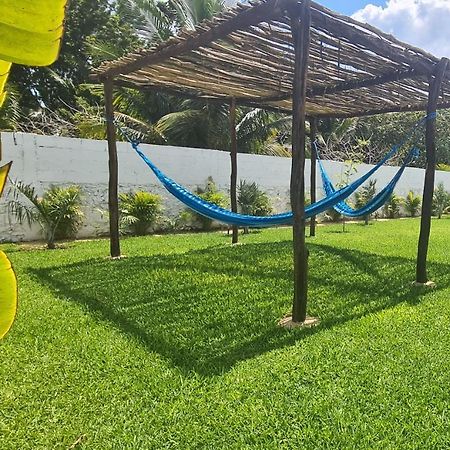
[{"left": 0, "top": 132, "right": 449, "bottom": 242}]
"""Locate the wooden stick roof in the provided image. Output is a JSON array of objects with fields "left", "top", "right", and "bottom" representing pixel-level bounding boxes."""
[{"left": 92, "top": 0, "right": 450, "bottom": 118}]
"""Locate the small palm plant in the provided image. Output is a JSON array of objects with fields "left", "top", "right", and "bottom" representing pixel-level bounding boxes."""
[
  {"left": 383, "top": 193, "right": 403, "bottom": 219},
  {"left": 119, "top": 191, "right": 162, "bottom": 235},
  {"left": 238, "top": 180, "right": 272, "bottom": 216},
  {"left": 196, "top": 177, "right": 227, "bottom": 230},
  {"left": 182, "top": 177, "right": 227, "bottom": 231},
  {"left": 238, "top": 180, "right": 272, "bottom": 234},
  {"left": 433, "top": 182, "right": 450, "bottom": 219},
  {"left": 404, "top": 191, "right": 422, "bottom": 217},
  {"left": 8, "top": 183, "right": 83, "bottom": 249},
  {"left": 354, "top": 179, "right": 377, "bottom": 225}
]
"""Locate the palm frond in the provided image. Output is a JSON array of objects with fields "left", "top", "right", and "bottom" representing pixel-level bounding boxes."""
[
  {"left": 126, "top": 0, "right": 173, "bottom": 41},
  {"left": 0, "top": 84, "right": 22, "bottom": 130},
  {"left": 85, "top": 40, "right": 122, "bottom": 63}
]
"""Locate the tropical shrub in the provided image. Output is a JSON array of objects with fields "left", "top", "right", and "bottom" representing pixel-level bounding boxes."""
[
  {"left": 119, "top": 191, "right": 162, "bottom": 235},
  {"left": 184, "top": 177, "right": 227, "bottom": 230},
  {"left": 383, "top": 193, "right": 403, "bottom": 219},
  {"left": 404, "top": 191, "right": 422, "bottom": 217},
  {"left": 433, "top": 182, "right": 450, "bottom": 219},
  {"left": 354, "top": 179, "right": 377, "bottom": 225},
  {"left": 8, "top": 183, "right": 83, "bottom": 248},
  {"left": 238, "top": 180, "right": 272, "bottom": 216},
  {"left": 237, "top": 180, "right": 272, "bottom": 234}
]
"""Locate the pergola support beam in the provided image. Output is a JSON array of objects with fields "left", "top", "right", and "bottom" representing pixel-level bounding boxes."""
[
  {"left": 104, "top": 78, "right": 121, "bottom": 258},
  {"left": 290, "top": 0, "right": 312, "bottom": 323},
  {"left": 230, "top": 97, "right": 239, "bottom": 244},
  {"left": 309, "top": 117, "right": 318, "bottom": 237},
  {"left": 416, "top": 57, "right": 449, "bottom": 283}
]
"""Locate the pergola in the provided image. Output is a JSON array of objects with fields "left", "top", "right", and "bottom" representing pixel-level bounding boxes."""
[{"left": 92, "top": 0, "right": 449, "bottom": 323}]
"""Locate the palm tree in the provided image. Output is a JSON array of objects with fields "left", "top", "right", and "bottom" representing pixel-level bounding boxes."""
[
  {"left": 404, "top": 191, "right": 422, "bottom": 217},
  {"left": 0, "top": 85, "right": 22, "bottom": 131},
  {"left": 156, "top": 103, "right": 292, "bottom": 155},
  {"left": 8, "top": 182, "right": 84, "bottom": 249},
  {"left": 122, "top": 0, "right": 225, "bottom": 41},
  {"left": 76, "top": 0, "right": 293, "bottom": 156}
]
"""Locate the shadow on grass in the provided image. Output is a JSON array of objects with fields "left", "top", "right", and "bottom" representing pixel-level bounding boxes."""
[{"left": 30, "top": 241, "right": 450, "bottom": 376}]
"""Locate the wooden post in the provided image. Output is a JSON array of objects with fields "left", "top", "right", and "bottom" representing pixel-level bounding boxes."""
[
  {"left": 290, "top": 0, "right": 311, "bottom": 323},
  {"left": 230, "top": 97, "right": 239, "bottom": 244},
  {"left": 416, "top": 58, "right": 448, "bottom": 283},
  {"left": 104, "top": 77, "right": 121, "bottom": 258},
  {"left": 309, "top": 117, "right": 318, "bottom": 237}
]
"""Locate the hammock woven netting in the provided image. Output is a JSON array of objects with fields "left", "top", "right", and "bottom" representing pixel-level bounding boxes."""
[{"left": 119, "top": 113, "right": 431, "bottom": 227}]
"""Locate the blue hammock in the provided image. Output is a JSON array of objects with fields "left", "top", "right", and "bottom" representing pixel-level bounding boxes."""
[
  {"left": 317, "top": 145, "right": 418, "bottom": 218},
  {"left": 121, "top": 111, "right": 434, "bottom": 228},
  {"left": 314, "top": 113, "right": 435, "bottom": 218},
  {"left": 129, "top": 140, "right": 401, "bottom": 227}
]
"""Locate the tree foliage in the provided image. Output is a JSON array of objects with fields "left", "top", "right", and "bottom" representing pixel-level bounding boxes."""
[{"left": 2, "top": 0, "right": 450, "bottom": 170}]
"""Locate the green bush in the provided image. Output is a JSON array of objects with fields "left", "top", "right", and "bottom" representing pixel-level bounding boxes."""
[
  {"left": 238, "top": 180, "right": 272, "bottom": 216},
  {"left": 354, "top": 179, "right": 377, "bottom": 225},
  {"left": 119, "top": 191, "right": 162, "bottom": 235},
  {"left": 186, "top": 177, "right": 227, "bottom": 231},
  {"left": 433, "top": 182, "right": 450, "bottom": 219},
  {"left": 9, "top": 183, "right": 83, "bottom": 248},
  {"left": 404, "top": 191, "right": 421, "bottom": 217},
  {"left": 383, "top": 193, "right": 403, "bottom": 219}
]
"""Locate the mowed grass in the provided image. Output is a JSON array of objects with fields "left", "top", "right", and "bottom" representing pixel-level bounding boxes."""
[{"left": 1, "top": 218, "right": 450, "bottom": 449}]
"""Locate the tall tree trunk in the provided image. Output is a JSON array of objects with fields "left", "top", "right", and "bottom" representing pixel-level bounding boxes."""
[{"left": 290, "top": 0, "right": 311, "bottom": 323}]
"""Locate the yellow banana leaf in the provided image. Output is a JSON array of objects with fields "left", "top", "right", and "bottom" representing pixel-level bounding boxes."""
[
  {"left": 0, "top": 160, "right": 11, "bottom": 196},
  {"left": 0, "top": 250, "right": 17, "bottom": 339},
  {"left": 0, "top": 161, "right": 17, "bottom": 339},
  {"left": 0, "top": 0, "right": 68, "bottom": 66}
]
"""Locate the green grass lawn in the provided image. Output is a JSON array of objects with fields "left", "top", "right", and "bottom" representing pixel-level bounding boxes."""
[{"left": 1, "top": 218, "right": 450, "bottom": 449}]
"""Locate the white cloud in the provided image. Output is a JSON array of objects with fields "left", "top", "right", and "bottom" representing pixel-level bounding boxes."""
[{"left": 352, "top": 0, "right": 450, "bottom": 57}]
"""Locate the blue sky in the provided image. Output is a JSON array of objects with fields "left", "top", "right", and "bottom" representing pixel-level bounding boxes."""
[
  {"left": 317, "top": 0, "right": 450, "bottom": 57},
  {"left": 320, "top": 0, "right": 387, "bottom": 15}
]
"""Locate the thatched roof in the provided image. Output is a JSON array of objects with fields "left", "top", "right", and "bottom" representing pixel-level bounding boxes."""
[{"left": 92, "top": 0, "right": 450, "bottom": 118}]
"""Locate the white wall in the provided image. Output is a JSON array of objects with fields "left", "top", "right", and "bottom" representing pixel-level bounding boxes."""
[{"left": 0, "top": 132, "right": 449, "bottom": 242}]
